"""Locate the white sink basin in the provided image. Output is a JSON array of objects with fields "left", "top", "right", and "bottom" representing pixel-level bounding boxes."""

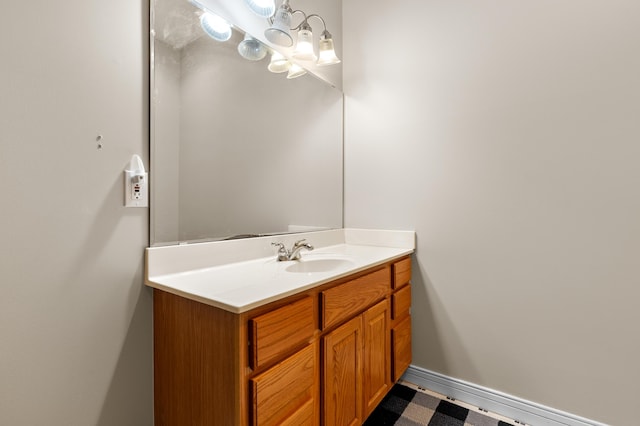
[{"left": 285, "top": 258, "right": 355, "bottom": 273}]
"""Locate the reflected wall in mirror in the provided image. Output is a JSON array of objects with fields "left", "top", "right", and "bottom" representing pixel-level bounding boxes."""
[{"left": 151, "top": 0, "right": 344, "bottom": 246}]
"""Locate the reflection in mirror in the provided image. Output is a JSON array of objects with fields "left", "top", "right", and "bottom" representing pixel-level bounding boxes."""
[{"left": 151, "top": 0, "right": 344, "bottom": 246}]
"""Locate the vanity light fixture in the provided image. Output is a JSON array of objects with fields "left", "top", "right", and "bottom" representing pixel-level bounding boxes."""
[
  {"left": 237, "top": 34, "right": 268, "bottom": 61},
  {"left": 263, "top": 0, "right": 341, "bottom": 66},
  {"left": 200, "top": 12, "right": 232, "bottom": 42},
  {"left": 244, "top": 0, "right": 276, "bottom": 18}
]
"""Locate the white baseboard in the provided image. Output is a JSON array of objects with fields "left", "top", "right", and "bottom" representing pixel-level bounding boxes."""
[{"left": 402, "top": 365, "right": 608, "bottom": 426}]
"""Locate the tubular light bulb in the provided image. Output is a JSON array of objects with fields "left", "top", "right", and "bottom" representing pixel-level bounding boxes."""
[{"left": 200, "top": 12, "right": 232, "bottom": 42}]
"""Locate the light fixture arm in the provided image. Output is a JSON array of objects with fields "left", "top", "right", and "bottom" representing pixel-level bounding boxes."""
[
  {"left": 267, "top": 0, "right": 329, "bottom": 33},
  {"left": 290, "top": 12, "right": 328, "bottom": 33},
  {"left": 265, "top": 0, "right": 336, "bottom": 38}
]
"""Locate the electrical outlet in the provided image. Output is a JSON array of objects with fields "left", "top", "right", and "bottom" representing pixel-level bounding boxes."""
[
  {"left": 124, "top": 170, "right": 148, "bottom": 207},
  {"left": 124, "top": 155, "right": 148, "bottom": 208}
]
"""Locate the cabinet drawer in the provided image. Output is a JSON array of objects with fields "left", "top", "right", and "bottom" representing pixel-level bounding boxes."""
[
  {"left": 249, "top": 296, "right": 315, "bottom": 370},
  {"left": 279, "top": 399, "right": 315, "bottom": 426},
  {"left": 250, "top": 343, "right": 317, "bottom": 426},
  {"left": 392, "top": 315, "right": 412, "bottom": 381},
  {"left": 392, "top": 284, "right": 411, "bottom": 320},
  {"left": 393, "top": 257, "right": 411, "bottom": 289},
  {"left": 321, "top": 267, "right": 390, "bottom": 330}
]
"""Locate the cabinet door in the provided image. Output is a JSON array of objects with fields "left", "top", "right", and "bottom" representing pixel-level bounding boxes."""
[
  {"left": 323, "top": 316, "right": 363, "bottom": 426},
  {"left": 363, "top": 300, "right": 391, "bottom": 418},
  {"left": 392, "top": 315, "right": 412, "bottom": 381},
  {"left": 250, "top": 343, "right": 318, "bottom": 426}
]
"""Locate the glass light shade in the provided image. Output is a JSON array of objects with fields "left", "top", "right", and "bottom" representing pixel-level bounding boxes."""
[
  {"left": 292, "top": 28, "right": 317, "bottom": 61},
  {"left": 264, "top": 4, "right": 293, "bottom": 47},
  {"left": 267, "top": 51, "right": 290, "bottom": 73},
  {"left": 317, "top": 36, "right": 341, "bottom": 66},
  {"left": 286, "top": 63, "right": 307, "bottom": 79},
  {"left": 237, "top": 34, "right": 268, "bottom": 61},
  {"left": 200, "top": 12, "right": 232, "bottom": 42},
  {"left": 243, "top": 0, "right": 275, "bottom": 17}
]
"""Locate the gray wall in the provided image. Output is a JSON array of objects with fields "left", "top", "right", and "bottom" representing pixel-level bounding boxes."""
[
  {"left": 0, "top": 0, "right": 152, "bottom": 424},
  {"left": 343, "top": 1, "right": 640, "bottom": 425}
]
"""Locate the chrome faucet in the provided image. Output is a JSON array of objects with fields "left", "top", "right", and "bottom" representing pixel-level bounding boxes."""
[
  {"left": 271, "top": 239, "right": 314, "bottom": 261},
  {"left": 289, "top": 239, "right": 314, "bottom": 260}
]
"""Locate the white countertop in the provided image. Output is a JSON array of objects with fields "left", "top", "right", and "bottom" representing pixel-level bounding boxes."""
[{"left": 145, "top": 229, "right": 415, "bottom": 313}]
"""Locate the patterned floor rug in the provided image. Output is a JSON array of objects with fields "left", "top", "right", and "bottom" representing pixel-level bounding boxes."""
[{"left": 364, "top": 381, "right": 517, "bottom": 426}]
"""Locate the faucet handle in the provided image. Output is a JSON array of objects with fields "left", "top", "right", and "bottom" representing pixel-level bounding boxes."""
[
  {"left": 292, "top": 239, "right": 307, "bottom": 248},
  {"left": 271, "top": 242, "right": 289, "bottom": 261},
  {"left": 271, "top": 242, "right": 286, "bottom": 252}
]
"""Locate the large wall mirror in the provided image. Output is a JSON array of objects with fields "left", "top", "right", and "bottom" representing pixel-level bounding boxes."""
[{"left": 150, "top": 0, "right": 344, "bottom": 246}]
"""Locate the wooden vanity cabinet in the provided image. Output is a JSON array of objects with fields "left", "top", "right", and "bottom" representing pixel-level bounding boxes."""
[{"left": 153, "top": 256, "right": 412, "bottom": 426}]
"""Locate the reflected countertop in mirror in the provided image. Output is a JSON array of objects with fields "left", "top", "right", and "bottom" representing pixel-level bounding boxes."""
[{"left": 150, "top": 0, "right": 344, "bottom": 246}]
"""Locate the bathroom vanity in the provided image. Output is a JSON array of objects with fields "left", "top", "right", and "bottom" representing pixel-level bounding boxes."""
[{"left": 146, "top": 229, "right": 414, "bottom": 425}]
